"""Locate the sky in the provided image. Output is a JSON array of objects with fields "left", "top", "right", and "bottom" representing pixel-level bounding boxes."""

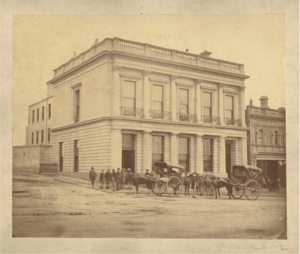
[{"left": 13, "top": 15, "right": 285, "bottom": 146}]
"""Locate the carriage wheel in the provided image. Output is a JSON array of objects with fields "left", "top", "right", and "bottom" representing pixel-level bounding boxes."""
[
  {"left": 151, "top": 181, "right": 167, "bottom": 196},
  {"left": 167, "top": 176, "right": 182, "bottom": 197},
  {"left": 244, "top": 180, "right": 261, "bottom": 200},
  {"left": 231, "top": 186, "right": 245, "bottom": 199}
]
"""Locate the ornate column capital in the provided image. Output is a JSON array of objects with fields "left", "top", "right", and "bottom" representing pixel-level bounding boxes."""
[
  {"left": 170, "top": 75, "right": 178, "bottom": 81},
  {"left": 113, "top": 64, "right": 122, "bottom": 72},
  {"left": 239, "top": 86, "right": 246, "bottom": 92},
  {"left": 195, "top": 79, "right": 203, "bottom": 85},
  {"left": 143, "top": 70, "right": 152, "bottom": 76},
  {"left": 218, "top": 83, "right": 226, "bottom": 89}
]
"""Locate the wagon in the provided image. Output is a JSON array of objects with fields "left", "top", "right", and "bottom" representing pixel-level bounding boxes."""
[
  {"left": 222, "top": 165, "right": 263, "bottom": 200},
  {"left": 149, "top": 162, "right": 185, "bottom": 196}
]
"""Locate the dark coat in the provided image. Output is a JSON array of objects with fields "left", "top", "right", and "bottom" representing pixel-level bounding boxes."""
[
  {"left": 111, "top": 172, "right": 117, "bottom": 180},
  {"left": 89, "top": 170, "right": 97, "bottom": 181},
  {"left": 99, "top": 173, "right": 104, "bottom": 181},
  {"left": 104, "top": 172, "right": 111, "bottom": 181},
  {"left": 145, "top": 172, "right": 151, "bottom": 177}
]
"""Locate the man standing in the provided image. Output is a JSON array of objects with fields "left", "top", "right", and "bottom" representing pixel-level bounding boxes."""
[
  {"left": 145, "top": 169, "right": 151, "bottom": 178},
  {"left": 116, "top": 168, "right": 121, "bottom": 190},
  {"left": 99, "top": 170, "right": 104, "bottom": 189},
  {"left": 89, "top": 167, "right": 97, "bottom": 189},
  {"left": 104, "top": 169, "right": 111, "bottom": 189},
  {"left": 111, "top": 169, "right": 117, "bottom": 191},
  {"left": 119, "top": 169, "right": 124, "bottom": 190}
]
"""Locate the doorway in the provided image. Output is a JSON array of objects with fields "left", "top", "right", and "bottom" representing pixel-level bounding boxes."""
[
  {"left": 122, "top": 134, "right": 135, "bottom": 172},
  {"left": 59, "top": 142, "right": 63, "bottom": 172},
  {"left": 225, "top": 140, "right": 231, "bottom": 178}
]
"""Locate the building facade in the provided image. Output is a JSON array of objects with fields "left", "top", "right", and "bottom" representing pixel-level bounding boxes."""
[
  {"left": 245, "top": 96, "right": 286, "bottom": 187},
  {"left": 42, "top": 37, "right": 249, "bottom": 177}
]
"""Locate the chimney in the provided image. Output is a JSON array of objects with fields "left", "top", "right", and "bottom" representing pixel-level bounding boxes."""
[
  {"left": 199, "top": 50, "right": 212, "bottom": 58},
  {"left": 259, "top": 96, "right": 269, "bottom": 108}
]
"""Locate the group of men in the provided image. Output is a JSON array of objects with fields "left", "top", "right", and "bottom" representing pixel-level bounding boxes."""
[{"left": 89, "top": 167, "right": 134, "bottom": 191}]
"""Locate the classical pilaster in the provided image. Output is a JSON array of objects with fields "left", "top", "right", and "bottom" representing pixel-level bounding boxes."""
[
  {"left": 170, "top": 133, "right": 178, "bottom": 165},
  {"left": 213, "top": 138, "right": 219, "bottom": 173},
  {"left": 112, "top": 64, "right": 121, "bottom": 117},
  {"left": 143, "top": 70, "right": 151, "bottom": 118},
  {"left": 195, "top": 135, "right": 203, "bottom": 174},
  {"left": 170, "top": 75, "right": 178, "bottom": 121},
  {"left": 110, "top": 128, "right": 122, "bottom": 170},
  {"left": 239, "top": 86, "right": 246, "bottom": 127},
  {"left": 195, "top": 80, "right": 202, "bottom": 123},
  {"left": 218, "top": 83, "right": 225, "bottom": 125},
  {"left": 219, "top": 136, "right": 226, "bottom": 173},
  {"left": 143, "top": 131, "right": 152, "bottom": 171}
]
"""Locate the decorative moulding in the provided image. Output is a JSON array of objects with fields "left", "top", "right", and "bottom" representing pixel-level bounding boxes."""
[
  {"left": 200, "top": 85, "right": 217, "bottom": 91},
  {"left": 120, "top": 73, "right": 142, "bottom": 80},
  {"left": 149, "top": 78, "right": 169, "bottom": 83},
  {"left": 71, "top": 83, "right": 82, "bottom": 89},
  {"left": 176, "top": 81, "right": 194, "bottom": 87}
]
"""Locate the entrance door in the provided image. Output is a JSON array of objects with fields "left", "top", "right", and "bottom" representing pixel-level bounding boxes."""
[
  {"left": 122, "top": 150, "right": 135, "bottom": 172},
  {"left": 225, "top": 141, "right": 231, "bottom": 178},
  {"left": 74, "top": 140, "right": 79, "bottom": 172}
]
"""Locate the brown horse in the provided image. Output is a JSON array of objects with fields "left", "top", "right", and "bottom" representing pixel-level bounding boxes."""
[
  {"left": 183, "top": 174, "right": 205, "bottom": 197},
  {"left": 203, "top": 174, "right": 232, "bottom": 199},
  {"left": 132, "top": 176, "right": 153, "bottom": 195}
]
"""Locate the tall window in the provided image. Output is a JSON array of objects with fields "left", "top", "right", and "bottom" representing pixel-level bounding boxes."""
[
  {"left": 74, "top": 140, "right": 79, "bottom": 172},
  {"left": 48, "top": 128, "right": 51, "bottom": 142},
  {"left": 74, "top": 90, "right": 80, "bottom": 122},
  {"left": 225, "top": 95, "right": 234, "bottom": 120},
  {"left": 59, "top": 142, "right": 64, "bottom": 172},
  {"left": 32, "top": 110, "right": 35, "bottom": 123},
  {"left": 42, "top": 106, "right": 45, "bottom": 121},
  {"left": 179, "top": 89, "right": 189, "bottom": 114},
  {"left": 123, "top": 81, "right": 136, "bottom": 108},
  {"left": 274, "top": 131, "right": 278, "bottom": 145},
  {"left": 203, "top": 92, "right": 212, "bottom": 117},
  {"left": 258, "top": 130, "right": 263, "bottom": 144},
  {"left": 32, "top": 132, "right": 34, "bottom": 144},
  {"left": 152, "top": 85, "right": 163, "bottom": 113},
  {"left": 203, "top": 139, "right": 213, "bottom": 172},
  {"left": 48, "top": 104, "right": 51, "bottom": 119},
  {"left": 37, "top": 108, "right": 39, "bottom": 122},
  {"left": 152, "top": 136, "right": 164, "bottom": 169},
  {"left": 36, "top": 131, "right": 39, "bottom": 144},
  {"left": 179, "top": 137, "right": 189, "bottom": 172},
  {"left": 41, "top": 130, "right": 44, "bottom": 143}
]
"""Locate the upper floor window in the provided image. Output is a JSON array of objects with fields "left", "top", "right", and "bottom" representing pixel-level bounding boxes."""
[
  {"left": 274, "top": 131, "right": 278, "bottom": 145},
  {"left": 123, "top": 81, "right": 136, "bottom": 109},
  {"left": 32, "top": 110, "right": 35, "bottom": 123},
  {"left": 42, "top": 107, "right": 45, "bottom": 121},
  {"left": 225, "top": 95, "right": 234, "bottom": 120},
  {"left": 48, "top": 104, "right": 51, "bottom": 119},
  {"left": 258, "top": 130, "right": 263, "bottom": 144},
  {"left": 179, "top": 89, "right": 189, "bottom": 114},
  {"left": 152, "top": 85, "right": 163, "bottom": 112},
  {"left": 74, "top": 90, "right": 80, "bottom": 122},
  {"left": 36, "top": 131, "right": 39, "bottom": 144},
  {"left": 37, "top": 108, "right": 39, "bottom": 122},
  {"left": 203, "top": 92, "right": 212, "bottom": 117}
]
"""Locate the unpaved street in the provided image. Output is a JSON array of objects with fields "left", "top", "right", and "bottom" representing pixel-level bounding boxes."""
[{"left": 13, "top": 173, "right": 286, "bottom": 239}]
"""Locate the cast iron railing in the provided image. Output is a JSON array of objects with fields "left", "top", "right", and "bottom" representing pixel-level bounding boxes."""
[
  {"left": 120, "top": 107, "right": 144, "bottom": 118},
  {"left": 224, "top": 117, "right": 242, "bottom": 126},
  {"left": 177, "top": 113, "right": 197, "bottom": 123},
  {"left": 201, "top": 115, "right": 220, "bottom": 124},
  {"left": 149, "top": 110, "right": 172, "bottom": 120}
]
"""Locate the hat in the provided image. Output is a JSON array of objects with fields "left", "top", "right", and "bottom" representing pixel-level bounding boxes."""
[
  {"left": 146, "top": 169, "right": 149, "bottom": 171},
  {"left": 112, "top": 169, "right": 115, "bottom": 172},
  {"left": 91, "top": 167, "right": 94, "bottom": 169}
]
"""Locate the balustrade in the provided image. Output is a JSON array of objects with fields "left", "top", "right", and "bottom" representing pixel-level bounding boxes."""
[
  {"left": 201, "top": 115, "right": 220, "bottom": 124},
  {"left": 224, "top": 117, "right": 242, "bottom": 126},
  {"left": 149, "top": 110, "right": 172, "bottom": 120},
  {"left": 177, "top": 113, "right": 197, "bottom": 123},
  {"left": 120, "top": 107, "right": 144, "bottom": 118}
]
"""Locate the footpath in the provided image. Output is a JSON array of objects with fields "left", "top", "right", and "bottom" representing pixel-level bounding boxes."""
[{"left": 13, "top": 172, "right": 286, "bottom": 197}]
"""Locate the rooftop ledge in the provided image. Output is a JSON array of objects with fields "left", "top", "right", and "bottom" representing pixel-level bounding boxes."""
[{"left": 51, "top": 37, "right": 247, "bottom": 80}]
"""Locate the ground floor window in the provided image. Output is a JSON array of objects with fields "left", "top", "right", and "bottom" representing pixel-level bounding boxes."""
[
  {"left": 203, "top": 138, "right": 213, "bottom": 172},
  {"left": 179, "top": 137, "right": 189, "bottom": 172},
  {"left": 59, "top": 142, "right": 64, "bottom": 172},
  {"left": 152, "top": 136, "right": 164, "bottom": 170},
  {"left": 74, "top": 140, "right": 79, "bottom": 172},
  {"left": 122, "top": 134, "right": 135, "bottom": 172}
]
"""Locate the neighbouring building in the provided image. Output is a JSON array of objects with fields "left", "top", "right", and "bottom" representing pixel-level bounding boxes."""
[
  {"left": 245, "top": 96, "right": 286, "bottom": 187},
  {"left": 28, "top": 37, "right": 251, "bottom": 178}
]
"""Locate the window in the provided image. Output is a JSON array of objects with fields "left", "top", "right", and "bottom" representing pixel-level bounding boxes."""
[
  {"left": 48, "top": 104, "right": 51, "bottom": 119},
  {"left": 258, "top": 130, "right": 263, "bottom": 144},
  {"left": 74, "top": 90, "right": 80, "bottom": 122},
  {"left": 74, "top": 140, "right": 79, "bottom": 172},
  {"left": 123, "top": 81, "right": 136, "bottom": 108},
  {"left": 179, "top": 89, "right": 189, "bottom": 114},
  {"left": 274, "top": 131, "right": 278, "bottom": 145},
  {"left": 32, "top": 132, "right": 34, "bottom": 144},
  {"left": 152, "top": 136, "right": 164, "bottom": 169},
  {"left": 59, "top": 142, "right": 64, "bottom": 172},
  {"left": 32, "top": 110, "right": 35, "bottom": 123},
  {"left": 42, "top": 107, "right": 45, "bottom": 121},
  {"left": 41, "top": 130, "right": 44, "bottom": 143},
  {"left": 48, "top": 128, "right": 51, "bottom": 142},
  {"left": 36, "top": 131, "right": 39, "bottom": 144},
  {"left": 37, "top": 108, "right": 39, "bottom": 122},
  {"left": 225, "top": 95, "right": 234, "bottom": 120},
  {"left": 203, "top": 139, "right": 213, "bottom": 172},
  {"left": 179, "top": 137, "right": 189, "bottom": 172},
  {"left": 203, "top": 92, "right": 212, "bottom": 117},
  {"left": 152, "top": 85, "right": 164, "bottom": 113}
]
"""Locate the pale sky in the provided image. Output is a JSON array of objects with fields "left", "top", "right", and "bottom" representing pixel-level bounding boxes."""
[{"left": 13, "top": 15, "right": 285, "bottom": 146}]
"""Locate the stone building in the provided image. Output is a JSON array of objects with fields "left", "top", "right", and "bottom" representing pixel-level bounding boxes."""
[
  {"left": 245, "top": 96, "right": 286, "bottom": 187},
  {"left": 31, "top": 37, "right": 250, "bottom": 178}
]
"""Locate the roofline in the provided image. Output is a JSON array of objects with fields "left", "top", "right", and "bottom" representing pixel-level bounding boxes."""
[{"left": 28, "top": 96, "right": 53, "bottom": 108}]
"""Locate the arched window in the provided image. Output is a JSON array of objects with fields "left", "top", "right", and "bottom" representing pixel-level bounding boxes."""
[
  {"left": 258, "top": 130, "right": 263, "bottom": 144},
  {"left": 274, "top": 131, "right": 278, "bottom": 145}
]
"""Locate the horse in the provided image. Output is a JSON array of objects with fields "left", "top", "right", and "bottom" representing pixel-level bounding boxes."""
[
  {"left": 124, "top": 170, "right": 135, "bottom": 189},
  {"left": 182, "top": 173, "right": 205, "bottom": 197},
  {"left": 132, "top": 176, "right": 153, "bottom": 195},
  {"left": 203, "top": 174, "right": 232, "bottom": 199}
]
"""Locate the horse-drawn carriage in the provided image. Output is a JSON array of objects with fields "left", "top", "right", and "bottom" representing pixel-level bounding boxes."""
[{"left": 221, "top": 165, "right": 263, "bottom": 200}]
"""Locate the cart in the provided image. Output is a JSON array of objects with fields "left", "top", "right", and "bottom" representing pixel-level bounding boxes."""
[
  {"left": 222, "top": 165, "right": 263, "bottom": 200},
  {"left": 149, "top": 162, "right": 185, "bottom": 196}
]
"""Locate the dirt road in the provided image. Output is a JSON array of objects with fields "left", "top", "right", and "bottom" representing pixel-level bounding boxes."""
[{"left": 13, "top": 173, "right": 286, "bottom": 239}]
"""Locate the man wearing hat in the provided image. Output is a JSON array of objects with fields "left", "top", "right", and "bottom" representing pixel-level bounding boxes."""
[
  {"left": 111, "top": 169, "right": 118, "bottom": 191},
  {"left": 99, "top": 170, "right": 104, "bottom": 189},
  {"left": 89, "top": 167, "right": 97, "bottom": 189},
  {"left": 104, "top": 169, "right": 111, "bottom": 189},
  {"left": 116, "top": 168, "right": 121, "bottom": 190},
  {"left": 144, "top": 169, "right": 151, "bottom": 178}
]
